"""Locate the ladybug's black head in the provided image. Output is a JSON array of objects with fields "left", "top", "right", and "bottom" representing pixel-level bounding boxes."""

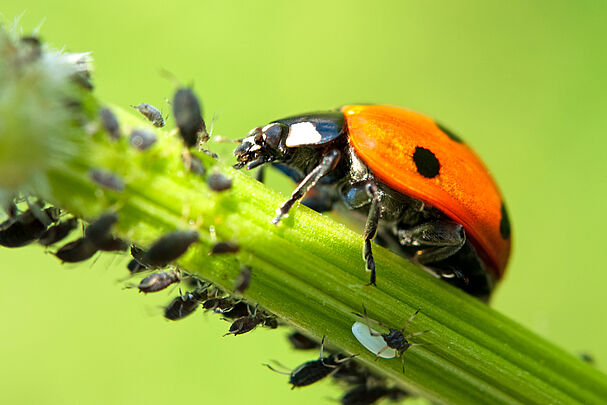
[
  {"left": 233, "top": 123, "right": 289, "bottom": 170},
  {"left": 234, "top": 111, "right": 346, "bottom": 170}
]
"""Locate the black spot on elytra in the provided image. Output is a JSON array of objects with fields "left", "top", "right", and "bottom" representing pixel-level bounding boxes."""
[
  {"left": 499, "top": 203, "right": 511, "bottom": 239},
  {"left": 436, "top": 122, "right": 463, "bottom": 143},
  {"left": 413, "top": 147, "right": 440, "bottom": 178}
]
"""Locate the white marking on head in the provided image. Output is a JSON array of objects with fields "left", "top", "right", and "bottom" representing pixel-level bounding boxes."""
[
  {"left": 351, "top": 321, "right": 397, "bottom": 359},
  {"left": 285, "top": 122, "right": 322, "bottom": 147}
]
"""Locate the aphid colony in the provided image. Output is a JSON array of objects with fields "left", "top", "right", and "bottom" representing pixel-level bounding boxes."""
[
  {"left": 0, "top": 78, "right": 422, "bottom": 405},
  {"left": 0, "top": 197, "right": 276, "bottom": 337},
  {"left": 271, "top": 333, "right": 412, "bottom": 404},
  {"left": 1, "top": 197, "right": 417, "bottom": 403}
]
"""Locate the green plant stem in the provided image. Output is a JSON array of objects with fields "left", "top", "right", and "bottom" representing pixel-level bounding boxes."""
[
  {"left": 2, "top": 26, "right": 607, "bottom": 405},
  {"left": 28, "top": 108, "right": 607, "bottom": 404}
]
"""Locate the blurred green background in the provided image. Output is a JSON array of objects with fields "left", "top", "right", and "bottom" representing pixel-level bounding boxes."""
[{"left": 2, "top": 1, "right": 607, "bottom": 404}]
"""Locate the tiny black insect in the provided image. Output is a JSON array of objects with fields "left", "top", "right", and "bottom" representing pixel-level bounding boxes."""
[
  {"left": 234, "top": 266, "right": 252, "bottom": 294},
  {"left": 580, "top": 353, "right": 595, "bottom": 365},
  {"left": 340, "top": 385, "right": 407, "bottom": 405},
  {"left": 131, "top": 103, "right": 165, "bottom": 127},
  {"left": 100, "top": 108, "right": 121, "bottom": 140},
  {"left": 138, "top": 269, "right": 181, "bottom": 293},
  {"left": 127, "top": 245, "right": 150, "bottom": 273},
  {"left": 203, "top": 297, "right": 237, "bottom": 312},
  {"left": 84, "top": 212, "right": 119, "bottom": 245},
  {"left": 142, "top": 230, "right": 199, "bottom": 267},
  {"left": 226, "top": 315, "right": 263, "bottom": 336},
  {"left": 209, "top": 241, "right": 240, "bottom": 255},
  {"left": 129, "top": 129, "right": 157, "bottom": 151},
  {"left": 218, "top": 301, "right": 251, "bottom": 320},
  {"left": 182, "top": 153, "right": 206, "bottom": 176},
  {"left": 287, "top": 331, "right": 320, "bottom": 350},
  {"left": 224, "top": 306, "right": 277, "bottom": 336},
  {"left": 263, "top": 317, "right": 279, "bottom": 329},
  {"left": 0, "top": 208, "right": 55, "bottom": 248},
  {"left": 330, "top": 358, "right": 372, "bottom": 386},
  {"left": 54, "top": 238, "right": 98, "bottom": 263},
  {"left": 164, "top": 287, "right": 208, "bottom": 320},
  {"left": 89, "top": 169, "right": 125, "bottom": 192},
  {"left": 172, "top": 87, "right": 208, "bottom": 148},
  {"left": 127, "top": 258, "right": 146, "bottom": 274},
  {"left": 38, "top": 217, "right": 78, "bottom": 246},
  {"left": 265, "top": 337, "right": 355, "bottom": 388},
  {"left": 207, "top": 172, "right": 232, "bottom": 192},
  {"left": 96, "top": 236, "right": 128, "bottom": 252}
]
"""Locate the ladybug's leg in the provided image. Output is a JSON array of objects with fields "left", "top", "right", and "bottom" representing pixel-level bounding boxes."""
[
  {"left": 272, "top": 149, "right": 341, "bottom": 224},
  {"left": 397, "top": 221, "right": 465, "bottom": 265},
  {"left": 255, "top": 166, "right": 265, "bottom": 183},
  {"left": 363, "top": 182, "right": 381, "bottom": 286},
  {"left": 301, "top": 187, "right": 335, "bottom": 213}
]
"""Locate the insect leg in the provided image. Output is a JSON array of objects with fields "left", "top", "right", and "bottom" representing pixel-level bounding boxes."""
[
  {"left": 272, "top": 149, "right": 341, "bottom": 224},
  {"left": 363, "top": 182, "right": 380, "bottom": 286},
  {"left": 397, "top": 221, "right": 466, "bottom": 264}
]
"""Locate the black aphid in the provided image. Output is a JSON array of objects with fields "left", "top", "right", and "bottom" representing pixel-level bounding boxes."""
[
  {"left": 218, "top": 301, "right": 251, "bottom": 319},
  {"left": 54, "top": 238, "right": 98, "bottom": 263},
  {"left": 142, "top": 230, "right": 199, "bottom": 267},
  {"left": 100, "top": 108, "right": 121, "bottom": 140},
  {"left": 182, "top": 153, "right": 206, "bottom": 176},
  {"left": 96, "top": 236, "right": 128, "bottom": 252},
  {"left": 172, "top": 87, "right": 208, "bottom": 148},
  {"left": 203, "top": 297, "right": 237, "bottom": 312},
  {"left": 224, "top": 306, "right": 277, "bottom": 336},
  {"left": 164, "top": 287, "right": 208, "bottom": 320},
  {"left": 287, "top": 332, "right": 319, "bottom": 350},
  {"left": 38, "top": 217, "right": 78, "bottom": 246},
  {"left": 207, "top": 172, "right": 232, "bottom": 192},
  {"left": 138, "top": 269, "right": 181, "bottom": 293},
  {"left": 340, "top": 385, "right": 407, "bottom": 405},
  {"left": 580, "top": 353, "right": 595, "bottom": 365},
  {"left": 226, "top": 315, "right": 262, "bottom": 336},
  {"left": 89, "top": 169, "right": 125, "bottom": 192},
  {"left": 0, "top": 209, "right": 53, "bottom": 248},
  {"left": 131, "top": 103, "right": 165, "bottom": 127},
  {"left": 129, "top": 129, "right": 157, "bottom": 150},
  {"left": 330, "top": 358, "right": 371, "bottom": 386},
  {"left": 127, "top": 245, "right": 150, "bottom": 273},
  {"left": 263, "top": 317, "right": 279, "bottom": 329},
  {"left": 209, "top": 241, "right": 239, "bottom": 255},
  {"left": 234, "top": 266, "right": 252, "bottom": 294},
  {"left": 266, "top": 337, "right": 355, "bottom": 388},
  {"left": 126, "top": 259, "right": 144, "bottom": 274},
  {"left": 84, "top": 212, "right": 118, "bottom": 245}
]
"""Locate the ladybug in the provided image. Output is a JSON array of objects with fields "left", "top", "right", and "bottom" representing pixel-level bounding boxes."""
[{"left": 234, "top": 105, "right": 511, "bottom": 299}]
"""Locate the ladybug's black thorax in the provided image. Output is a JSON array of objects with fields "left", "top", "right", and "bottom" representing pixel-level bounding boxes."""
[{"left": 273, "top": 135, "right": 350, "bottom": 183}]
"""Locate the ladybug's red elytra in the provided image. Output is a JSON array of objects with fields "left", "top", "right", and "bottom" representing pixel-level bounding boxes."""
[{"left": 234, "top": 105, "right": 511, "bottom": 299}]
